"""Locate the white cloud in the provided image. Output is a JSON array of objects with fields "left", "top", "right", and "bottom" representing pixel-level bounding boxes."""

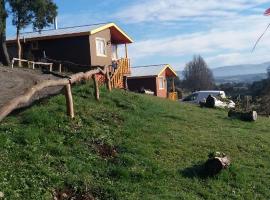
[
  {"left": 116, "top": 0, "right": 269, "bottom": 23},
  {"left": 129, "top": 13, "right": 270, "bottom": 69}
]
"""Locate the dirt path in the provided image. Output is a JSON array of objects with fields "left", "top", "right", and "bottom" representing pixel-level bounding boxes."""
[{"left": 0, "top": 66, "right": 62, "bottom": 108}]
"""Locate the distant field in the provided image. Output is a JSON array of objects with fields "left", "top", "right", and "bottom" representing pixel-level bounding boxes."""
[{"left": 1, "top": 83, "right": 270, "bottom": 199}]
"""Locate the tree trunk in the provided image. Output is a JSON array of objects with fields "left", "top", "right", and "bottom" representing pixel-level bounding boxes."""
[
  {"left": 0, "top": 0, "right": 10, "bottom": 66},
  {"left": 16, "top": 28, "right": 22, "bottom": 67}
]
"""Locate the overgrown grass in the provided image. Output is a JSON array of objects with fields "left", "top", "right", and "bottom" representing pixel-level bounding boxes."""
[{"left": 1, "top": 82, "right": 270, "bottom": 199}]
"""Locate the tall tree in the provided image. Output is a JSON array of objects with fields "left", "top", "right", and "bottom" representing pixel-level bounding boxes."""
[
  {"left": 183, "top": 55, "right": 215, "bottom": 91},
  {"left": 8, "top": 0, "right": 57, "bottom": 66},
  {"left": 0, "top": 0, "right": 10, "bottom": 66}
]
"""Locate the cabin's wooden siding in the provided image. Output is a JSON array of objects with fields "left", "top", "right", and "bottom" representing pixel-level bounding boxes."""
[
  {"left": 7, "top": 35, "right": 91, "bottom": 70},
  {"left": 89, "top": 29, "right": 112, "bottom": 67}
]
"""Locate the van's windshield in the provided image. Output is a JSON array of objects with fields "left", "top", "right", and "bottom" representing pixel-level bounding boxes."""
[{"left": 183, "top": 93, "right": 198, "bottom": 101}]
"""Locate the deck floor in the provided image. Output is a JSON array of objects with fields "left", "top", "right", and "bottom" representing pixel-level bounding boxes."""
[{"left": 0, "top": 66, "right": 62, "bottom": 109}]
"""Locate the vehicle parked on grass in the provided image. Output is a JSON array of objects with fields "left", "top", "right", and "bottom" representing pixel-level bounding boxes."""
[{"left": 182, "top": 90, "right": 235, "bottom": 108}]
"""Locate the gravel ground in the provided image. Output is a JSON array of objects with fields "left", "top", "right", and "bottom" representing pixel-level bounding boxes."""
[{"left": 0, "top": 66, "right": 63, "bottom": 109}]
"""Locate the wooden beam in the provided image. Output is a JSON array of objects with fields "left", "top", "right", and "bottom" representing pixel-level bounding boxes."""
[{"left": 64, "top": 83, "right": 74, "bottom": 118}]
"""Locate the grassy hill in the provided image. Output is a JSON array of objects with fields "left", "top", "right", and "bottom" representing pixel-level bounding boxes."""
[{"left": 1, "top": 83, "right": 270, "bottom": 199}]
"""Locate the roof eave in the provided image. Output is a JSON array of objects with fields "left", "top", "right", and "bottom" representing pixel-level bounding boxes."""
[{"left": 90, "top": 22, "right": 133, "bottom": 43}]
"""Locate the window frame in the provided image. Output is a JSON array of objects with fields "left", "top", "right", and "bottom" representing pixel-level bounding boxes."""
[{"left": 96, "top": 37, "right": 107, "bottom": 57}]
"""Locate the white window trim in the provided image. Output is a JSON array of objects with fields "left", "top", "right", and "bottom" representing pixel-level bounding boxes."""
[
  {"left": 96, "top": 37, "right": 107, "bottom": 57},
  {"left": 158, "top": 77, "right": 165, "bottom": 90}
]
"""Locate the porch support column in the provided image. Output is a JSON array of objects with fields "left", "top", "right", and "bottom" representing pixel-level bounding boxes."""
[
  {"left": 116, "top": 44, "right": 118, "bottom": 60},
  {"left": 125, "top": 43, "right": 128, "bottom": 58},
  {"left": 172, "top": 78, "right": 175, "bottom": 92}
]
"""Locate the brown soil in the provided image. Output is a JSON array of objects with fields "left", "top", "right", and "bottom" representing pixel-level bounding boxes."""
[
  {"left": 94, "top": 141, "right": 118, "bottom": 159},
  {"left": 0, "top": 66, "right": 62, "bottom": 109},
  {"left": 53, "top": 188, "right": 95, "bottom": 200}
]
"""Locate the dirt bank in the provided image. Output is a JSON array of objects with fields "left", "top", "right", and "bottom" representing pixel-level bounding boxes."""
[{"left": 0, "top": 66, "right": 62, "bottom": 108}]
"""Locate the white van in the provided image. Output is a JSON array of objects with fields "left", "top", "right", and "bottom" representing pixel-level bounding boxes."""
[{"left": 182, "top": 91, "right": 226, "bottom": 104}]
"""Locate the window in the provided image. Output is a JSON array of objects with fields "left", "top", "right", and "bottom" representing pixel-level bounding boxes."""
[
  {"left": 183, "top": 93, "right": 198, "bottom": 102},
  {"left": 96, "top": 38, "right": 106, "bottom": 57},
  {"left": 158, "top": 77, "right": 165, "bottom": 89}
]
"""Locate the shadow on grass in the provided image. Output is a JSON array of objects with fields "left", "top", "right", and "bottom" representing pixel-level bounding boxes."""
[{"left": 180, "top": 160, "right": 223, "bottom": 179}]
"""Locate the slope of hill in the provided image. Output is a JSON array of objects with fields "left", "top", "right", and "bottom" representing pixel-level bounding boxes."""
[{"left": 1, "top": 83, "right": 270, "bottom": 199}]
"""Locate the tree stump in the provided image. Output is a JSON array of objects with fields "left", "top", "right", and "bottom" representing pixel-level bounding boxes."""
[{"left": 205, "top": 156, "right": 231, "bottom": 176}]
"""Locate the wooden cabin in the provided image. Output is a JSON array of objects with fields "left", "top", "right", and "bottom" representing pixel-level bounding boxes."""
[
  {"left": 127, "top": 64, "right": 178, "bottom": 100},
  {"left": 6, "top": 22, "right": 133, "bottom": 88}
]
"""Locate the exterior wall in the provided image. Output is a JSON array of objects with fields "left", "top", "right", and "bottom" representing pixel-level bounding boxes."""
[
  {"left": 89, "top": 29, "right": 112, "bottom": 66},
  {"left": 156, "top": 77, "right": 167, "bottom": 98},
  {"left": 127, "top": 77, "right": 157, "bottom": 95},
  {"left": 7, "top": 35, "right": 91, "bottom": 71}
]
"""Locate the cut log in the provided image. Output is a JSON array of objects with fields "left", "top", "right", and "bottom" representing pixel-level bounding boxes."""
[{"left": 228, "top": 110, "right": 257, "bottom": 122}]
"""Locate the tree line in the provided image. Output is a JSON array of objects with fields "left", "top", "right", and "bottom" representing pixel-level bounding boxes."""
[
  {"left": 0, "top": 0, "right": 57, "bottom": 66},
  {"left": 169, "top": 55, "right": 215, "bottom": 93}
]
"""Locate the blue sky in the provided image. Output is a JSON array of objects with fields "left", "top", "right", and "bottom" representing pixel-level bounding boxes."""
[{"left": 6, "top": 0, "right": 270, "bottom": 70}]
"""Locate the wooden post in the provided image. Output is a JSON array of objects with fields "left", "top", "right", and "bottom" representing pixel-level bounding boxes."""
[
  {"left": 59, "top": 64, "right": 62, "bottom": 73},
  {"left": 172, "top": 78, "right": 175, "bottom": 92},
  {"left": 49, "top": 64, "right": 53, "bottom": 72},
  {"left": 11, "top": 59, "right": 14, "bottom": 68},
  {"left": 125, "top": 43, "right": 128, "bottom": 58},
  {"left": 123, "top": 76, "right": 128, "bottom": 90},
  {"left": 64, "top": 83, "right": 74, "bottom": 118},
  {"left": 93, "top": 74, "right": 100, "bottom": 100},
  {"left": 106, "top": 70, "right": 112, "bottom": 92}
]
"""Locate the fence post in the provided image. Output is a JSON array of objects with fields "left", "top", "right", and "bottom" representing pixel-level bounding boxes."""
[
  {"left": 59, "top": 64, "right": 62, "bottom": 73},
  {"left": 64, "top": 83, "right": 74, "bottom": 118},
  {"left": 93, "top": 74, "right": 100, "bottom": 100}
]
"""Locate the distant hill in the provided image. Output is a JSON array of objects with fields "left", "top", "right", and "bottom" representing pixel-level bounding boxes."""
[
  {"left": 212, "top": 62, "right": 270, "bottom": 77},
  {"left": 177, "top": 62, "right": 270, "bottom": 84},
  {"left": 215, "top": 73, "right": 267, "bottom": 84}
]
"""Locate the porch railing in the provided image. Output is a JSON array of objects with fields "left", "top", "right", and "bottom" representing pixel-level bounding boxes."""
[{"left": 111, "top": 58, "right": 130, "bottom": 88}]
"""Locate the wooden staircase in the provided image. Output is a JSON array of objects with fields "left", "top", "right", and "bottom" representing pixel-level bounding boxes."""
[{"left": 110, "top": 58, "right": 131, "bottom": 89}]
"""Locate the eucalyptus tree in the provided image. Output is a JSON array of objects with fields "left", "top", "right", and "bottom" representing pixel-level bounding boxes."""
[
  {"left": 8, "top": 0, "right": 57, "bottom": 66},
  {"left": 0, "top": 0, "right": 10, "bottom": 65}
]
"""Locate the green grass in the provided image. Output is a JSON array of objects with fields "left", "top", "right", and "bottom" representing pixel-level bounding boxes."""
[{"left": 1, "top": 82, "right": 270, "bottom": 199}]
